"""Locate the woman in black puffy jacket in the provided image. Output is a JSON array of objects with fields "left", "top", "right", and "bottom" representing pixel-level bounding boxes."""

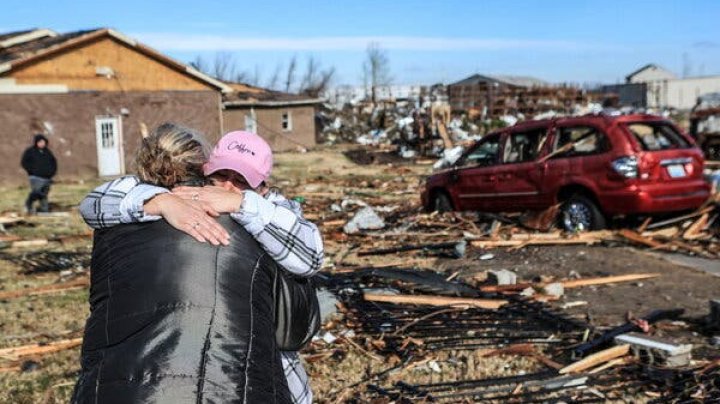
[{"left": 72, "top": 123, "right": 292, "bottom": 403}]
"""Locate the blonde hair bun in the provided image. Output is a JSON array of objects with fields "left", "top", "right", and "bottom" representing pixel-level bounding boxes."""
[{"left": 135, "top": 123, "right": 210, "bottom": 188}]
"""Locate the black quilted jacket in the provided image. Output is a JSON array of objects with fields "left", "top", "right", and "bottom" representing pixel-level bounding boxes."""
[{"left": 72, "top": 216, "right": 291, "bottom": 403}]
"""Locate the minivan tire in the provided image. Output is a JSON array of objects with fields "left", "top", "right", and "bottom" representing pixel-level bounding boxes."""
[
  {"left": 560, "top": 194, "right": 606, "bottom": 232},
  {"left": 432, "top": 192, "right": 453, "bottom": 213}
]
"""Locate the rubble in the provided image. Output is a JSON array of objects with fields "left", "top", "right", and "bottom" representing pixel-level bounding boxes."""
[
  {"left": 488, "top": 269, "right": 517, "bottom": 285},
  {"left": 343, "top": 206, "right": 385, "bottom": 234},
  {"left": 614, "top": 332, "right": 692, "bottom": 367},
  {"left": 542, "top": 282, "right": 565, "bottom": 298}
]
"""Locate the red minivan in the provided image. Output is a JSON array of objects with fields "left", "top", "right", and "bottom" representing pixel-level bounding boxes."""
[{"left": 421, "top": 114, "right": 710, "bottom": 231}]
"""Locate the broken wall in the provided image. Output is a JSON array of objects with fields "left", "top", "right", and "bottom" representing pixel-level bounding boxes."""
[
  {"left": 0, "top": 91, "right": 222, "bottom": 184},
  {"left": 223, "top": 105, "right": 317, "bottom": 151}
]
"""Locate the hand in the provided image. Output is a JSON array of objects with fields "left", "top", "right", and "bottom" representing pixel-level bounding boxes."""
[
  {"left": 172, "top": 186, "right": 244, "bottom": 214},
  {"left": 145, "top": 193, "right": 230, "bottom": 245}
]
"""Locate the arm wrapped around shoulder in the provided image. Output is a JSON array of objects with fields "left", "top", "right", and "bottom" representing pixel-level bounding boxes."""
[{"left": 274, "top": 270, "right": 321, "bottom": 351}]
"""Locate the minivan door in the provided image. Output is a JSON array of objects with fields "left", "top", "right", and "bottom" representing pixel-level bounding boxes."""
[
  {"left": 492, "top": 126, "right": 550, "bottom": 210},
  {"left": 451, "top": 133, "right": 502, "bottom": 211}
]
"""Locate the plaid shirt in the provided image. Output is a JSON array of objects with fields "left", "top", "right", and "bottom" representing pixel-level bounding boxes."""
[{"left": 79, "top": 175, "right": 320, "bottom": 403}]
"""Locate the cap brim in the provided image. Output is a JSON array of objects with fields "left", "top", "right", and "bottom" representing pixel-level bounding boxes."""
[{"left": 204, "top": 159, "right": 264, "bottom": 189}]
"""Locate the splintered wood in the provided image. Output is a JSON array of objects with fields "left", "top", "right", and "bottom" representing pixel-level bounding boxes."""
[
  {"left": 0, "top": 277, "right": 89, "bottom": 300},
  {"left": 0, "top": 338, "right": 82, "bottom": 362},
  {"left": 559, "top": 345, "right": 631, "bottom": 374},
  {"left": 363, "top": 293, "right": 508, "bottom": 309}
]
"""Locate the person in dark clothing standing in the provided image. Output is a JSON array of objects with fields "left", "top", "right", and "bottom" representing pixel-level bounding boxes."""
[{"left": 21, "top": 134, "right": 57, "bottom": 213}]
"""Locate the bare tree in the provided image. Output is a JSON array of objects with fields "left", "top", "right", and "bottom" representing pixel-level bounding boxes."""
[
  {"left": 189, "top": 55, "right": 208, "bottom": 73},
  {"left": 189, "top": 52, "right": 245, "bottom": 83},
  {"left": 234, "top": 71, "right": 249, "bottom": 84},
  {"left": 365, "top": 42, "right": 392, "bottom": 103},
  {"left": 285, "top": 55, "right": 297, "bottom": 93},
  {"left": 266, "top": 63, "right": 282, "bottom": 90},
  {"left": 299, "top": 56, "right": 318, "bottom": 92},
  {"left": 361, "top": 61, "right": 370, "bottom": 100},
  {"left": 296, "top": 56, "right": 335, "bottom": 97},
  {"left": 213, "top": 52, "right": 236, "bottom": 81},
  {"left": 249, "top": 65, "right": 262, "bottom": 87}
]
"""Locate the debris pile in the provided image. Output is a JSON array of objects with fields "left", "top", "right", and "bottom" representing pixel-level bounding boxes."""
[{"left": 285, "top": 165, "right": 719, "bottom": 401}]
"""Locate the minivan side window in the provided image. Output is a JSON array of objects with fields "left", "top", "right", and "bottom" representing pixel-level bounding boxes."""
[
  {"left": 624, "top": 123, "right": 690, "bottom": 151},
  {"left": 503, "top": 129, "right": 548, "bottom": 164},
  {"left": 461, "top": 136, "right": 500, "bottom": 167},
  {"left": 553, "top": 126, "right": 610, "bottom": 157}
]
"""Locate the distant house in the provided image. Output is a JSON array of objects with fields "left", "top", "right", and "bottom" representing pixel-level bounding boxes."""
[
  {"left": 626, "top": 63, "right": 677, "bottom": 83},
  {"left": 222, "top": 82, "right": 322, "bottom": 151},
  {"left": 0, "top": 28, "right": 321, "bottom": 184},
  {"left": 0, "top": 28, "right": 230, "bottom": 183},
  {"left": 447, "top": 74, "right": 548, "bottom": 112},
  {"left": 603, "top": 64, "right": 720, "bottom": 110}
]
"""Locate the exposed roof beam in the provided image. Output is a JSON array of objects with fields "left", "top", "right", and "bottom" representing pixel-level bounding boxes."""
[
  {"left": 0, "top": 29, "right": 57, "bottom": 49},
  {"left": 224, "top": 98, "right": 324, "bottom": 107}
]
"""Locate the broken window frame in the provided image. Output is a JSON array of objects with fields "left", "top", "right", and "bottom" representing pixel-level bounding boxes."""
[
  {"left": 551, "top": 125, "right": 611, "bottom": 159},
  {"left": 624, "top": 122, "right": 691, "bottom": 151},
  {"left": 502, "top": 128, "right": 549, "bottom": 164},
  {"left": 457, "top": 133, "right": 501, "bottom": 168}
]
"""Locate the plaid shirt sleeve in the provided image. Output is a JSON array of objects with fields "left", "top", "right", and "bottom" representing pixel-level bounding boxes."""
[
  {"left": 281, "top": 351, "right": 312, "bottom": 404},
  {"left": 78, "top": 175, "right": 168, "bottom": 229},
  {"left": 231, "top": 190, "right": 324, "bottom": 277},
  {"left": 80, "top": 179, "right": 324, "bottom": 277}
]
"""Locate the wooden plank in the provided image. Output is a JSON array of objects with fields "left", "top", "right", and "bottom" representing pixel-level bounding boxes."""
[
  {"left": 0, "top": 338, "right": 82, "bottom": 361},
  {"left": 683, "top": 213, "right": 709, "bottom": 240},
  {"left": 561, "top": 274, "right": 660, "bottom": 289},
  {"left": 473, "top": 231, "right": 614, "bottom": 249},
  {"left": 10, "top": 239, "right": 49, "bottom": 248},
  {"left": 617, "top": 229, "right": 664, "bottom": 248},
  {"left": 363, "top": 293, "right": 507, "bottom": 310},
  {"left": 637, "top": 217, "right": 652, "bottom": 233},
  {"left": 645, "top": 206, "right": 714, "bottom": 230},
  {"left": 479, "top": 273, "right": 659, "bottom": 294},
  {"left": 0, "top": 277, "right": 89, "bottom": 300},
  {"left": 559, "top": 344, "right": 630, "bottom": 374}
]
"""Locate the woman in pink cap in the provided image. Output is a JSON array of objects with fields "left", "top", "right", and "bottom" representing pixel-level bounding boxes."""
[{"left": 79, "top": 126, "right": 322, "bottom": 404}]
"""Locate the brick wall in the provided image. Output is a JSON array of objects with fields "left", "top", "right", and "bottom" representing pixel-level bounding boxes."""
[
  {"left": 0, "top": 91, "right": 222, "bottom": 184},
  {"left": 223, "top": 105, "right": 317, "bottom": 152}
]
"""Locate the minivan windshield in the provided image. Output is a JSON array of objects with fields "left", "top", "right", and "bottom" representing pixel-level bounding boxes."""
[{"left": 624, "top": 122, "right": 690, "bottom": 151}]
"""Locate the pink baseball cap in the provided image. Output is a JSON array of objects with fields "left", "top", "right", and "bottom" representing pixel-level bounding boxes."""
[{"left": 203, "top": 131, "right": 273, "bottom": 188}]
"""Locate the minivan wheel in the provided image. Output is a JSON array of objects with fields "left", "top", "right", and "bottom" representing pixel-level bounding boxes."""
[
  {"left": 560, "top": 195, "right": 606, "bottom": 232},
  {"left": 432, "top": 192, "right": 453, "bottom": 213}
]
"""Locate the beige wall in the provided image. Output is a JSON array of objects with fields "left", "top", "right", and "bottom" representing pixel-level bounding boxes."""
[
  {"left": 645, "top": 76, "right": 720, "bottom": 109},
  {"left": 0, "top": 91, "right": 222, "bottom": 184},
  {"left": 223, "top": 105, "right": 316, "bottom": 151},
  {"left": 9, "top": 37, "right": 212, "bottom": 91},
  {"left": 628, "top": 66, "right": 676, "bottom": 84}
]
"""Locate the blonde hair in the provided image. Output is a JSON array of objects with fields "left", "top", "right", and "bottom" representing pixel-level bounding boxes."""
[{"left": 135, "top": 123, "right": 210, "bottom": 187}]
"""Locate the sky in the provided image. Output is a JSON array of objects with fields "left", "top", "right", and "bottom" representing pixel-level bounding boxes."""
[{"left": 1, "top": 0, "right": 719, "bottom": 88}]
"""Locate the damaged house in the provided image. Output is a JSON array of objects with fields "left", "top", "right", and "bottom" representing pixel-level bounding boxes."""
[
  {"left": 222, "top": 82, "right": 322, "bottom": 151},
  {"left": 0, "top": 28, "right": 321, "bottom": 184},
  {"left": 0, "top": 28, "right": 230, "bottom": 183},
  {"left": 448, "top": 74, "right": 596, "bottom": 119}
]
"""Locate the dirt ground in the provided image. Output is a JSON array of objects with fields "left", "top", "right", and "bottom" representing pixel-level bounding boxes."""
[{"left": 0, "top": 146, "right": 718, "bottom": 403}]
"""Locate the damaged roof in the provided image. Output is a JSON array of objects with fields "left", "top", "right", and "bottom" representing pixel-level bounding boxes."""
[
  {"left": 451, "top": 73, "right": 548, "bottom": 88},
  {"left": 0, "top": 28, "right": 232, "bottom": 92},
  {"left": 223, "top": 81, "right": 322, "bottom": 107}
]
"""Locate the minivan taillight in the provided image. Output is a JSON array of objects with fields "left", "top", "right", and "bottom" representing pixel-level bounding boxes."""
[{"left": 611, "top": 156, "right": 638, "bottom": 178}]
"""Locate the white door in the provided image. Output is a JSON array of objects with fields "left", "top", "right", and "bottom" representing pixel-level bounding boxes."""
[{"left": 95, "top": 116, "right": 124, "bottom": 176}]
